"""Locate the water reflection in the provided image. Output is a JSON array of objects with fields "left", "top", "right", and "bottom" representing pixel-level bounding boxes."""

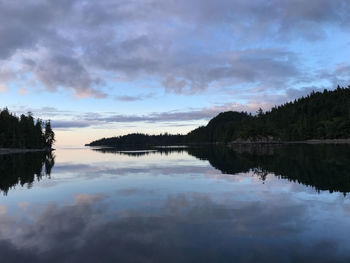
[
  {"left": 0, "top": 152, "right": 55, "bottom": 195},
  {"left": 94, "top": 147, "right": 187, "bottom": 156},
  {"left": 1, "top": 146, "right": 350, "bottom": 262},
  {"left": 188, "top": 145, "right": 350, "bottom": 194},
  {"left": 94, "top": 144, "right": 350, "bottom": 194},
  {"left": 1, "top": 191, "right": 349, "bottom": 262}
]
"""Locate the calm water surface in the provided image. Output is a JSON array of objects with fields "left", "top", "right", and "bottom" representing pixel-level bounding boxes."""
[{"left": 0, "top": 145, "right": 350, "bottom": 262}]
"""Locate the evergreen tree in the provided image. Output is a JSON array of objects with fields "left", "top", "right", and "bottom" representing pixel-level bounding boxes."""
[{"left": 44, "top": 121, "right": 55, "bottom": 148}]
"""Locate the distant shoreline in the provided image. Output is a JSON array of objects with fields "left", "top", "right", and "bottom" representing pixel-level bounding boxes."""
[
  {"left": 0, "top": 148, "right": 54, "bottom": 155},
  {"left": 229, "top": 139, "right": 350, "bottom": 145},
  {"left": 86, "top": 138, "right": 350, "bottom": 149}
]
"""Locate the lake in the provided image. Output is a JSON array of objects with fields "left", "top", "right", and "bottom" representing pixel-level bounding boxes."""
[{"left": 0, "top": 145, "right": 350, "bottom": 262}]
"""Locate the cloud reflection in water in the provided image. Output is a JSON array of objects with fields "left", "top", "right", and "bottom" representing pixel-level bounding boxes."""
[{"left": 0, "top": 146, "right": 350, "bottom": 262}]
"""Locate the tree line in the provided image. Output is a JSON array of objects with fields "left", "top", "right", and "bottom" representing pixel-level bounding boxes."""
[
  {"left": 187, "top": 86, "right": 350, "bottom": 143},
  {"left": 0, "top": 108, "right": 55, "bottom": 149},
  {"left": 87, "top": 133, "right": 185, "bottom": 148}
]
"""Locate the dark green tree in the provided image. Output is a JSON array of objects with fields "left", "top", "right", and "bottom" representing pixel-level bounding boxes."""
[{"left": 44, "top": 120, "right": 55, "bottom": 148}]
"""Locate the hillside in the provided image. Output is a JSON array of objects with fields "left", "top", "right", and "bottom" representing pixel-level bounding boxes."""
[
  {"left": 187, "top": 86, "right": 350, "bottom": 143},
  {"left": 186, "top": 111, "right": 252, "bottom": 143},
  {"left": 87, "top": 86, "right": 350, "bottom": 147}
]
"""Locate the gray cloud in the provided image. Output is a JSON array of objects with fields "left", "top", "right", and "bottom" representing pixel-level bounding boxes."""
[
  {"left": 51, "top": 120, "right": 96, "bottom": 129},
  {"left": 55, "top": 162, "right": 211, "bottom": 176},
  {"left": 0, "top": 0, "right": 349, "bottom": 97},
  {"left": 115, "top": 93, "right": 154, "bottom": 102},
  {"left": 75, "top": 103, "right": 252, "bottom": 127},
  {"left": 327, "top": 64, "right": 350, "bottom": 87},
  {"left": 284, "top": 86, "right": 325, "bottom": 100},
  {"left": 207, "top": 49, "right": 300, "bottom": 87},
  {"left": 11, "top": 106, "right": 77, "bottom": 120},
  {"left": 0, "top": 192, "right": 348, "bottom": 262},
  {"left": 0, "top": 66, "right": 16, "bottom": 82},
  {"left": 35, "top": 98, "right": 297, "bottom": 129},
  {"left": 47, "top": 108, "right": 223, "bottom": 129},
  {"left": 23, "top": 55, "right": 107, "bottom": 98},
  {"left": 14, "top": 82, "right": 330, "bottom": 130}
]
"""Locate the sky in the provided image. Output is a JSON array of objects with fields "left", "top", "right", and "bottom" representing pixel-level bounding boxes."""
[{"left": 1, "top": 0, "right": 350, "bottom": 146}]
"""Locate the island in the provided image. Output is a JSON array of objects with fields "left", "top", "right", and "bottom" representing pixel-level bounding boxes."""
[{"left": 87, "top": 86, "right": 350, "bottom": 147}]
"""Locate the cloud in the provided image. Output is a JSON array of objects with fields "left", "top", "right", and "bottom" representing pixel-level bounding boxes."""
[
  {"left": 13, "top": 81, "right": 334, "bottom": 130},
  {"left": 162, "top": 76, "right": 188, "bottom": 94},
  {"left": 53, "top": 162, "right": 212, "bottom": 178},
  {"left": 17, "top": 87, "right": 28, "bottom": 95},
  {"left": 0, "top": 205, "right": 7, "bottom": 215},
  {"left": 84, "top": 101, "right": 276, "bottom": 125},
  {"left": 0, "top": 0, "right": 349, "bottom": 97},
  {"left": 66, "top": 103, "right": 249, "bottom": 128},
  {"left": 317, "top": 63, "right": 350, "bottom": 88},
  {"left": 0, "top": 192, "right": 348, "bottom": 262},
  {"left": 42, "top": 98, "right": 296, "bottom": 129},
  {"left": 0, "top": 84, "right": 8, "bottom": 93},
  {"left": 75, "top": 193, "right": 107, "bottom": 205},
  {"left": 18, "top": 202, "right": 29, "bottom": 209},
  {"left": 284, "top": 86, "right": 324, "bottom": 100},
  {"left": 0, "top": 66, "right": 16, "bottom": 82},
  {"left": 115, "top": 93, "right": 154, "bottom": 102},
  {"left": 11, "top": 106, "right": 80, "bottom": 122},
  {"left": 207, "top": 49, "right": 300, "bottom": 87},
  {"left": 117, "top": 188, "right": 156, "bottom": 196},
  {"left": 51, "top": 120, "right": 97, "bottom": 129},
  {"left": 23, "top": 54, "right": 107, "bottom": 98}
]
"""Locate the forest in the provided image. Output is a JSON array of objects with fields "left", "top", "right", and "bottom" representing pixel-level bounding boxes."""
[
  {"left": 87, "top": 86, "right": 350, "bottom": 147},
  {"left": 187, "top": 86, "right": 350, "bottom": 143},
  {"left": 87, "top": 133, "right": 185, "bottom": 148},
  {"left": 0, "top": 108, "right": 55, "bottom": 149}
]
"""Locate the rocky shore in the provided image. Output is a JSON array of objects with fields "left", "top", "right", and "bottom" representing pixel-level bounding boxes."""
[{"left": 230, "top": 138, "right": 350, "bottom": 145}]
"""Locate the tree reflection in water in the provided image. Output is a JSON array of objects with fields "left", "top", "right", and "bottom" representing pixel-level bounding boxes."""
[
  {"left": 2, "top": 144, "right": 349, "bottom": 196},
  {"left": 187, "top": 144, "right": 350, "bottom": 195},
  {"left": 0, "top": 152, "right": 55, "bottom": 195},
  {"left": 1, "top": 146, "right": 350, "bottom": 262},
  {"left": 94, "top": 144, "right": 350, "bottom": 195}
]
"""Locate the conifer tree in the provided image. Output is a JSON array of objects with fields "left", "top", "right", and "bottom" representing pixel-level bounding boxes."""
[{"left": 44, "top": 120, "right": 55, "bottom": 148}]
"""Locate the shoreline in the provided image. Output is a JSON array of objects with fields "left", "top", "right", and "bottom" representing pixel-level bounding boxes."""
[
  {"left": 229, "top": 139, "right": 350, "bottom": 145},
  {"left": 86, "top": 138, "right": 350, "bottom": 149},
  {"left": 0, "top": 148, "right": 54, "bottom": 155}
]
